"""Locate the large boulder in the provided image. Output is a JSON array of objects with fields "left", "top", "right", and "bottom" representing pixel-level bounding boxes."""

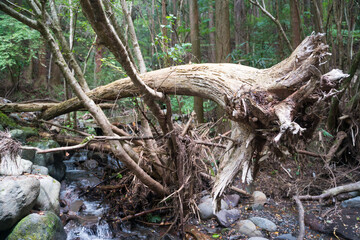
[
  {"left": 0, "top": 176, "right": 40, "bottom": 231},
  {"left": 0, "top": 155, "right": 33, "bottom": 176},
  {"left": 6, "top": 211, "right": 67, "bottom": 240},
  {"left": 10, "top": 127, "right": 38, "bottom": 143},
  {"left": 33, "top": 175, "right": 61, "bottom": 214},
  {"left": 23, "top": 140, "right": 66, "bottom": 181}
]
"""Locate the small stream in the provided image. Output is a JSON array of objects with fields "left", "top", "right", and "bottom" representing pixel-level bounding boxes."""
[
  {"left": 60, "top": 150, "right": 166, "bottom": 240},
  {"left": 61, "top": 150, "right": 113, "bottom": 240}
]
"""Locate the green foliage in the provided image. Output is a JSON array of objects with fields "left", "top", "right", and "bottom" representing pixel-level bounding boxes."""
[
  {"left": 0, "top": 14, "right": 40, "bottom": 73},
  {"left": 146, "top": 214, "right": 161, "bottom": 223}
]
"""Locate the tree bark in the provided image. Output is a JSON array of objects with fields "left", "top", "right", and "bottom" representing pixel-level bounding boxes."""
[
  {"left": 290, "top": 0, "right": 302, "bottom": 48},
  {"left": 189, "top": 0, "right": 204, "bottom": 123},
  {"left": 215, "top": 0, "right": 231, "bottom": 63},
  {"left": 120, "top": 0, "right": 147, "bottom": 74},
  {"left": 208, "top": 2, "right": 216, "bottom": 63}
]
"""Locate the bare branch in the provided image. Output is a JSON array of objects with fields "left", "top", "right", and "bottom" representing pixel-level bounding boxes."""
[
  {"left": 0, "top": 2, "right": 39, "bottom": 29},
  {"left": 249, "top": 0, "right": 293, "bottom": 51}
]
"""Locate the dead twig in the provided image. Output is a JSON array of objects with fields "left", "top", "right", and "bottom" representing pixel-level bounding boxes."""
[
  {"left": 293, "top": 195, "right": 305, "bottom": 240},
  {"left": 194, "top": 140, "right": 227, "bottom": 149},
  {"left": 120, "top": 206, "right": 172, "bottom": 221}
]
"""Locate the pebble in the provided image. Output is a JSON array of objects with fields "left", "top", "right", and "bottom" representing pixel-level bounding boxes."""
[
  {"left": 252, "top": 191, "right": 267, "bottom": 210},
  {"left": 274, "top": 233, "right": 297, "bottom": 240},
  {"left": 198, "top": 196, "right": 228, "bottom": 220},
  {"left": 249, "top": 217, "right": 277, "bottom": 232},
  {"left": 341, "top": 196, "right": 360, "bottom": 208},
  {"left": 215, "top": 209, "right": 240, "bottom": 227},
  {"left": 236, "top": 220, "right": 263, "bottom": 238}
]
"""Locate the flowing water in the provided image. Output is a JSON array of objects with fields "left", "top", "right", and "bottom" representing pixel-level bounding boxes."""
[{"left": 60, "top": 150, "right": 165, "bottom": 240}]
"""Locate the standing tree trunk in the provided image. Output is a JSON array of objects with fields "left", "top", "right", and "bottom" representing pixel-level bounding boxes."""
[
  {"left": 120, "top": 0, "right": 147, "bottom": 74},
  {"left": 208, "top": 2, "right": 216, "bottom": 63},
  {"left": 215, "top": 0, "right": 231, "bottom": 63},
  {"left": 190, "top": 0, "right": 204, "bottom": 123},
  {"left": 290, "top": 0, "right": 302, "bottom": 48},
  {"left": 94, "top": 36, "right": 104, "bottom": 87}
]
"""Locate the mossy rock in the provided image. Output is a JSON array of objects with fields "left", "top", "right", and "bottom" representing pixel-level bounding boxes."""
[
  {"left": 6, "top": 211, "right": 66, "bottom": 240},
  {"left": 0, "top": 124, "right": 3, "bottom": 131},
  {"left": 0, "top": 111, "right": 17, "bottom": 129},
  {"left": 21, "top": 126, "right": 38, "bottom": 138}
]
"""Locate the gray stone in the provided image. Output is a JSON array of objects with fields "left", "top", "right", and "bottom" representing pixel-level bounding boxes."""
[
  {"left": 6, "top": 211, "right": 67, "bottom": 240},
  {"left": 341, "top": 196, "right": 360, "bottom": 208},
  {"left": 252, "top": 191, "right": 267, "bottom": 210},
  {"left": 274, "top": 233, "right": 297, "bottom": 240},
  {"left": 47, "top": 161, "right": 66, "bottom": 181},
  {"left": 198, "top": 195, "right": 229, "bottom": 220},
  {"left": 33, "top": 175, "right": 61, "bottom": 214},
  {"left": 250, "top": 217, "right": 277, "bottom": 231},
  {"left": 84, "top": 159, "right": 99, "bottom": 170},
  {"left": 21, "top": 148, "right": 36, "bottom": 161},
  {"left": 32, "top": 140, "right": 63, "bottom": 166},
  {"left": 31, "top": 164, "right": 49, "bottom": 175},
  {"left": 224, "top": 194, "right": 240, "bottom": 208},
  {"left": 10, "top": 129, "right": 25, "bottom": 143},
  {"left": 0, "top": 155, "right": 33, "bottom": 176},
  {"left": 69, "top": 200, "right": 84, "bottom": 212},
  {"left": 248, "top": 238, "right": 269, "bottom": 240},
  {"left": 0, "top": 176, "right": 40, "bottom": 231},
  {"left": 236, "top": 220, "right": 263, "bottom": 237},
  {"left": 215, "top": 209, "right": 241, "bottom": 227}
]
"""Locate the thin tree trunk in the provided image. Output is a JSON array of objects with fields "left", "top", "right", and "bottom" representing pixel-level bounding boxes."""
[
  {"left": 120, "top": 0, "right": 147, "bottom": 74},
  {"left": 290, "top": 0, "right": 302, "bottom": 48},
  {"left": 190, "top": 0, "right": 203, "bottom": 123},
  {"left": 208, "top": 2, "right": 216, "bottom": 63},
  {"left": 215, "top": 0, "right": 231, "bottom": 63}
]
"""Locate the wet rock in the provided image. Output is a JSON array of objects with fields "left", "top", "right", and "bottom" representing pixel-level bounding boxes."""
[
  {"left": 70, "top": 200, "right": 84, "bottom": 212},
  {"left": 84, "top": 159, "right": 99, "bottom": 170},
  {"left": 6, "top": 211, "right": 67, "bottom": 240},
  {"left": 0, "top": 154, "right": 33, "bottom": 176},
  {"left": 236, "top": 220, "right": 263, "bottom": 238},
  {"left": 252, "top": 191, "right": 267, "bottom": 210},
  {"left": 274, "top": 233, "right": 297, "bottom": 240},
  {"left": 341, "top": 196, "right": 360, "bottom": 208},
  {"left": 215, "top": 209, "right": 241, "bottom": 227},
  {"left": 9, "top": 127, "right": 38, "bottom": 143},
  {"left": 10, "top": 129, "right": 26, "bottom": 143},
  {"left": 250, "top": 217, "right": 277, "bottom": 232},
  {"left": 0, "top": 176, "right": 40, "bottom": 231},
  {"left": 224, "top": 194, "right": 240, "bottom": 208},
  {"left": 248, "top": 237, "right": 269, "bottom": 240},
  {"left": 31, "top": 164, "right": 49, "bottom": 175},
  {"left": 33, "top": 175, "right": 61, "bottom": 214},
  {"left": 198, "top": 195, "right": 228, "bottom": 220},
  {"left": 47, "top": 161, "right": 66, "bottom": 181}
]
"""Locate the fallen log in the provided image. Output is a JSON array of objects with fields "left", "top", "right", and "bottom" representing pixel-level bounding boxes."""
[
  {"left": 36, "top": 33, "right": 349, "bottom": 206},
  {"left": 0, "top": 102, "right": 117, "bottom": 112}
]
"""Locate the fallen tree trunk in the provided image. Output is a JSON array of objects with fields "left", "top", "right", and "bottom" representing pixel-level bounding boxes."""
[
  {"left": 0, "top": 102, "right": 116, "bottom": 112},
  {"left": 33, "top": 34, "right": 349, "bottom": 202},
  {"left": 38, "top": 34, "right": 331, "bottom": 120}
]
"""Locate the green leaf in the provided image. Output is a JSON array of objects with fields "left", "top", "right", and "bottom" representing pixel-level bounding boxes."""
[{"left": 212, "top": 234, "right": 220, "bottom": 238}]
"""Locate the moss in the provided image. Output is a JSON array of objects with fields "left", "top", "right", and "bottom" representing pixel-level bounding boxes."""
[
  {"left": 20, "top": 126, "right": 39, "bottom": 137},
  {"left": 0, "top": 111, "right": 17, "bottom": 129},
  {"left": 6, "top": 212, "right": 66, "bottom": 240}
]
